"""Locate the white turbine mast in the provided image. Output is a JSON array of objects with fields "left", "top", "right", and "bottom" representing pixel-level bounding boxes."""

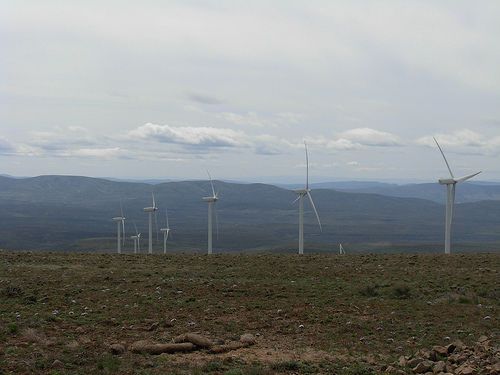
[
  {"left": 339, "top": 244, "right": 346, "bottom": 254},
  {"left": 202, "top": 171, "right": 219, "bottom": 254},
  {"left": 292, "top": 141, "right": 322, "bottom": 254},
  {"left": 143, "top": 191, "right": 158, "bottom": 254},
  {"left": 433, "top": 137, "right": 481, "bottom": 254},
  {"left": 131, "top": 220, "right": 141, "bottom": 254},
  {"left": 160, "top": 208, "right": 172, "bottom": 254},
  {"left": 112, "top": 198, "right": 126, "bottom": 254}
]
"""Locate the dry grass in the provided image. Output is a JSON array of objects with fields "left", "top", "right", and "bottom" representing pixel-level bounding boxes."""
[{"left": 0, "top": 250, "right": 499, "bottom": 374}]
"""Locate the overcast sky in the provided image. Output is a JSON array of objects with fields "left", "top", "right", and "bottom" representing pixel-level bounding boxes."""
[{"left": 2, "top": 1, "right": 499, "bottom": 184}]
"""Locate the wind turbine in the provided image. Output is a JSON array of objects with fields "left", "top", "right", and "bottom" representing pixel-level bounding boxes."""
[
  {"left": 202, "top": 171, "right": 219, "bottom": 254},
  {"left": 160, "top": 208, "right": 172, "bottom": 254},
  {"left": 433, "top": 137, "right": 481, "bottom": 254},
  {"left": 143, "top": 191, "right": 158, "bottom": 254},
  {"left": 339, "top": 244, "right": 346, "bottom": 255},
  {"left": 112, "top": 200, "right": 125, "bottom": 254},
  {"left": 131, "top": 220, "right": 141, "bottom": 254},
  {"left": 293, "top": 141, "right": 322, "bottom": 254}
]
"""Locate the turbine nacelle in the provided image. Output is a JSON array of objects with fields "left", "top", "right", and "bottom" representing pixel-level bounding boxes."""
[
  {"left": 438, "top": 171, "right": 481, "bottom": 185},
  {"left": 202, "top": 196, "right": 218, "bottom": 202},
  {"left": 438, "top": 178, "right": 456, "bottom": 185},
  {"left": 113, "top": 217, "right": 125, "bottom": 221},
  {"left": 292, "top": 188, "right": 310, "bottom": 195},
  {"left": 143, "top": 207, "right": 158, "bottom": 212}
]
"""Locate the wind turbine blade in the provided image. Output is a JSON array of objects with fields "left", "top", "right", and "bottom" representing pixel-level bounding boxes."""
[
  {"left": 207, "top": 170, "right": 216, "bottom": 197},
  {"left": 120, "top": 197, "right": 124, "bottom": 218},
  {"left": 433, "top": 137, "right": 454, "bottom": 179},
  {"left": 292, "top": 195, "right": 301, "bottom": 204},
  {"left": 456, "top": 171, "right": 482, "bottom": 183},
  {"left": 152, "top": 191, "right": 156, "bottom": 208},
  {"left": 133, "top": 220, "right": 138, "bottom": 236},
  {"left": 306, "top": 192, "right": 322, "bottom": 230},
  {"left": 165, "top": 208, "right": 169, "bottom": 228},
  {"left": 305, "top": 141, "right": 309, "bottom": 190}
]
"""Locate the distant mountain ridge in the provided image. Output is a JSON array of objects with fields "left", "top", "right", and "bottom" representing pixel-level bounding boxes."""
[{"left": 0, "top": 175, "right": 499, "bottom": 253}]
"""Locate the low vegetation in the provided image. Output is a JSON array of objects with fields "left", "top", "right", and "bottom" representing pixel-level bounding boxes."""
[{"left": 1, "top": 250, "right": 499, "bottom": 374}]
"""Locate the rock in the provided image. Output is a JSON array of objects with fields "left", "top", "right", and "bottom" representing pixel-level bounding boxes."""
[
  {"left": 433, "top": 346, "right": 449, "bottom": 357},
  {"left": 240, "top": 333, "right": 256, "bottom": 345},
  {"left": 452, "top": 340, "right": 467, "bottom": 351},
  {"left": 383, "top": 365, "right": 398, "bottom": 373},
  {"left": 434, "top": 360, "right": 446, "bottom": 373},
  {"left": 407, "top": 357, "right": 422, "bottom": 367},
  {"left": 109, "top": 343, "right": 126, "bottom": 355},
  {"left": 130, "top": 340, "right": 194, "bottom": 354},
  {"left": 51, "top": 360, "right": 64, "bottom": 369},
  {"left": 412, "top": 360, "right": 433, "bottom": 373},
  {"left": 173, "top": 333, "right": 213, "bottom": 348},
  {"left": 455, "top": 363, "right": 475, "bottom": 375}
]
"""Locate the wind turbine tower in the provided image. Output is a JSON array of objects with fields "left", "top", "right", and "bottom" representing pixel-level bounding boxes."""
[
  {"left": 292, "top": 142, "right": 322, "bottom": 254},
  {"left": 131, "top": 220, "right": 141, "bottom": 254},
  {"left": 143, "top": 192, "right": 158, "bottom": 254},
  {"left": 113, "top": 201, "right": 125, "bottom": 254},
  {"left": 202, "top": 171, "right": 219, "bottom": 254},
  {"left": 433, "top": 137, "right": 481, "bottom": 254},
  {"left": 160, "top": 209, "right": 172, "bottom": 254}
]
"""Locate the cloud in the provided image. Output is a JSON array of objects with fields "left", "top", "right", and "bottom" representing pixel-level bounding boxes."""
[
  {"left": 337, "top": 128, "right": 403, "bottom": 147},
  {"left": 187, "top": 93, "right": 224, "bottom": 105},
  {"left": 416, "top": 129, "right": 484, "bottom": 148},
  {"left": 126, "top": 123, "right": 252, "bottom": 148},
  {"left": 0, "top": 136, "right": 16, "bottom": 152},
  {"left": 26, "top": 128, "right": 98, "bottom": 150},
  {"left": 65, "top": 148, "right": 126, "bottom": 158}
]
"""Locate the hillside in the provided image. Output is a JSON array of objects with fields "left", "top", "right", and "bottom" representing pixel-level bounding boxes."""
[{"left": 0, "top": 175, "right": 499, "bottom": 253}]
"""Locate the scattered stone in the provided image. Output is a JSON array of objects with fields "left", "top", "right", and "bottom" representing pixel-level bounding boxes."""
[
  {"left": 434, "top": 360, "right": 446, "bottom": 373},
  {"left": 240, "top": 333, "right": 256, "bottom": 345},
  {"left": 412, "top": 359, "right": 433, "bottom": 373},
  {"left": 388, "top": 336, "right": 500, "bottom": 375},
  {"left": 51, "top": 360, "right": 64, "bottom": 369}
]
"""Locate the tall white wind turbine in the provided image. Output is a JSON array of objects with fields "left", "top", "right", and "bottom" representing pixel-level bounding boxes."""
[
  {"left": 131, "top": 220, "right": 141, "bottom": 254},
  {"left": 112, "top": 200, "right": 125, "bottom": 254},
  {"left": 293, "top": 142, "right": 322, "bottom": 254},
  {"left": 202, "top": 171, "right": 219, "bottom": 254},
  {"left": 143, "top": 192, "right": 158, "bottom": 254},
  {"left": 160, "top": 208, "right": 172, "bottom": 254},
  {"left": 433, "top": 137, "right": 481, "bottom": 254}
]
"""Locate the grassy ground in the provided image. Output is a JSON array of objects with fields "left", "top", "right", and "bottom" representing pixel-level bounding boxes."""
[{"left": 1, "top": 251, "right": 499, "bottom": 374}]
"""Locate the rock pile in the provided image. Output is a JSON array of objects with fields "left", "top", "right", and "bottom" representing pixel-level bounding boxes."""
[{"left": 378, "top": 336, "right": 499, "bottom": 375}]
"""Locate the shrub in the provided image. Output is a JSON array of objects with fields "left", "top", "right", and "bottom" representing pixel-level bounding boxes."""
[
  {"left": 359, "top": 284, "right": 379, "bottom": 297},
  {"left": 392, "top": 284, "right": 412, "bottom": 299}
]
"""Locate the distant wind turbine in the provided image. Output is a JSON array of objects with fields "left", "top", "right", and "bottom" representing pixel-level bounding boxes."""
[
  {"left": 112, "top": 200, "right": 126, "bottom": 254},
  {"left": 131, "top": 220, "right": 141, "bottom": 254},
  {"left": 143, "top": 192, "right": 158, "bottom": 254},
  {"left": 339, "top": 244, "right": 346, "bottom": 255},
  {"left": 433, "top": 137, "right": 481, "bottom": 254},
  {"left": 160, "top": 208, "right": 172, "bottom": 254},
  {"left": 293, "top": 142, "right": 322, "bottom": 254},
  {"left": 202, "top": 171, "right": 219, "bottom": 254}
]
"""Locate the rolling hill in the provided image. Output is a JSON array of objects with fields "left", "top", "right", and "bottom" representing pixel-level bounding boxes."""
[{"left": 0, "top": 175, "right": 499, "bottom": 253}]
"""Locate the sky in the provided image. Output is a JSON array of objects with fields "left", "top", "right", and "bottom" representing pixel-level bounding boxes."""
[{"left": 2, "top": 0, "right": 500, "bottom": 184}]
